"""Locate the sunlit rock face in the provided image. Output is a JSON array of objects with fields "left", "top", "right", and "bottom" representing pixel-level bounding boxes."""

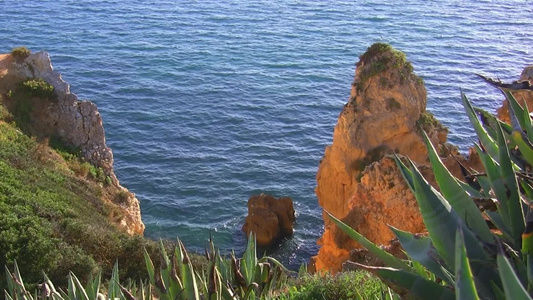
[{"left": 312, "top": 44, "right": 450, "bottom": 273}]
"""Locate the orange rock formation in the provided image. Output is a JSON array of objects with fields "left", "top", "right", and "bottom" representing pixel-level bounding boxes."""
[
  {"left": 312, "top": 44, "right": 449, "bottom": 272},
  {"left": 242, "top": 194, "right": 295, "bottom": 248}
]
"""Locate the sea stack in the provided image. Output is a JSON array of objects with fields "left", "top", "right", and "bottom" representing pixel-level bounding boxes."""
[{"left": 312, "top": 43, "right": 452, "bottom": 272}]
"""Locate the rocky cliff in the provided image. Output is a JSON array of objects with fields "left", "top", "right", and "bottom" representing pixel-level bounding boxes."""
[
  {"left": 312, "top": 44, "right": 456, "bottom": 272},
  {"left": 0, "top": 51, "right": 144, "bottom": 235}
]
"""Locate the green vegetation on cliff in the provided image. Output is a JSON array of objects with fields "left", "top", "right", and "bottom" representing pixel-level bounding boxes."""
[{"left": 0, "top": 95, "right": 161, "bottom": 291}]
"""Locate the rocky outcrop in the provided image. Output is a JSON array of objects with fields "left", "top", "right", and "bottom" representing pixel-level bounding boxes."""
[
  {"left": 312, "top": 44, "right": 450, "bottom": 273},
  {"left": 242, "top": 194, "right": 295, "bottom": 248},
  {"left": 0, "top": 51, "right": 144, "bottom": 235},
  {"left": 496, "top": 66, "right": 533, "bottom": 123}
]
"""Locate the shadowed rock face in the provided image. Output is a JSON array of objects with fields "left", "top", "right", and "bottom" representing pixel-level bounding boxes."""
[
  {"left": 0, "top": 51, "right": 144, "bottom": 235},
  {"left": 312, "top": 44, "right": 449, "bottom": 273},
  {"left": 242, "top": 194, "right": 295, "bottom": 249}
]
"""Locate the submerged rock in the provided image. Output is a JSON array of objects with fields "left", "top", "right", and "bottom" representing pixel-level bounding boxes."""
[{"left": 242, "top": 194, "right": 295, "bottom": 249}]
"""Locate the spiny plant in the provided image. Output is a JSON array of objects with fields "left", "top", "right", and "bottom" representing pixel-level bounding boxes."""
[
  {"left": 144, "top": 234, "right": 292, "bottom": 300},
  {"left": 329, "top": 85, "right": 533, "bottom": 299},
  {"left": 4, "top": 233, "right": 292, "bottom": 300}
]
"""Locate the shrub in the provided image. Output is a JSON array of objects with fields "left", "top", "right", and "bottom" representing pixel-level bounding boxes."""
[
  {"left": 19, "top": 78, "right": 54, "bottom": 99},
  {"left": 276, "top": 271, "right": 387, "bottom": 300},
  {"left": 11, "top": 46, "right": 30, "bottom": 60}
]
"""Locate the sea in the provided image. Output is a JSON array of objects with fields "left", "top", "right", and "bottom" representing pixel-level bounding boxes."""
[{"left": 1, "top": 0, "right": 531, "bottom": 268}]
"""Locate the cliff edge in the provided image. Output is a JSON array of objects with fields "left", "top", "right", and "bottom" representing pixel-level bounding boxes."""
[{"left": 0, "top": 51, "right": 144, "bottom": 235}]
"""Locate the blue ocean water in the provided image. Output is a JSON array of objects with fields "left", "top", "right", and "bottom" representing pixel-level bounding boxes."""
[{"left": 1, "top": 1, "right": 531, "bottom": 267}]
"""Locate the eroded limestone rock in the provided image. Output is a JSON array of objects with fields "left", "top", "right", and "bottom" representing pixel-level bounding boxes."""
[
  {"left": 242, "top": 194, "right": 295, "bottom": 248},
  {"left": 313, "top": 44, "right": 449, "bottom": 272}
]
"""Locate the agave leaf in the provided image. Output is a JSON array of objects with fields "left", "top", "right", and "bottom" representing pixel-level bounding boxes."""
[
  {"left": 241, "top": 232, "right": 258, "bottom": 286},
  {"left": 108, "top": 261, "right": 123, "bottom": 300},
  {"left": 474, "top": 107, "right": 513, "bottom": 137},
  {"left": 486, "top": 211, "right": 512, "bottom": 240},
  {"left": 421, "top": 130, "right": 494, "bottom": 243},
  {"left": 490, "top": 281, "right": 507, "bottom": 300},
  {"left": 475, "top": 146, "right": 511, "bottom": 230},
  {"left": 390, "top": 226, "right": 454, "bottom": 285},
  {"left": 393, "top": 154, "right": 415, "bottom": 193},
  {"left": 511, "top": 131, "right": 533, "bottom": 167},
  {"left": 327, "top": 211, "right": 413, "bottom": 272},
  {"left": 158, "top": 240, "right": 172, "bottom": 292},
  {"left": 476, "top": 142, "right": 524, "bottom": 246},
  {"left": 144, "top": 247, "right": 156, "bottom": 285},
  {"left": 407, "top": 157, "right": 487, "bottom": 269},
  {"left": 67, "top": 272, "right": 76, "bottom": 300},
  {"left": 70, "top": 272, "right": 90, "bottom": 300},
  {"left": 522, "top": 100, "right": 533, "bottom": 142},
  {"left": 476, "top": 173, "right": 493, "bottom": 198},
  {"left": 505, "top": 90, "right": 527, "bottom": 131},
  {"left": 168, "top": 250, "right": 184, "bottom": 299},
  {"left": 85, "top": 270, "right": 101, "bottom": 300},
  {"left": 497, "top": 253, "right": 532, "bottom": 300},
  {"left": 177, "top": 240, "right": 200, "bottom": 300},
  {"left": 496, "top": 122, "right": 525, "bottom": 245},
  {"left": 454, "top": 229, "right": 480, "bottom": 300},
  {"left": 462, "top": 91, "right": 499, "bottom": 159},
  {"left": 354, "top": 263, "right": 455, "bottom": 300},
  {"left": 523, "top": 211, "right": 533, "bottom": 257},
  {"left": 5, "top": 265, "right": 15, "bottom": 297}
]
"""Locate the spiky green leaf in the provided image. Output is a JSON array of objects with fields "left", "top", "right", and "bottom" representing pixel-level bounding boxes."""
[{"left": 327, "top": 211, "right": 413, "bottom": 272}]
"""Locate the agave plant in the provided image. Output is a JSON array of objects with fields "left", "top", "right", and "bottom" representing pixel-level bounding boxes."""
[
  {"left": 329, "top": 86, "right": 533, "bottom": 299},
  {"left": 143, "top": 233, "right": 292, "bottom": 300},
  {"left": 4, "top": 260, "right": 139, "bottom": 300},
  {"left": 5, "top": 233, "right": 291, "bottom": 300}
]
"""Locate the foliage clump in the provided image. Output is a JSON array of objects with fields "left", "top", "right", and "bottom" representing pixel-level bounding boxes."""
[
  {"left": 11, "top": 46, "right": 31, "bottom": 61},
  {"left": 416, "top": 111, "right": 447, "bottom": 135},
  {"left": 355, "top": 43, "right": 417, "bottom": 92},
  {"left": 19, "top": 78, "right": 54, "bottom": 99},
  {"left": 0, "top": 118, "right": 162, "bottom": 292},
  {"left": 277, "top": 270, "right": 387, "bottom": 300}
]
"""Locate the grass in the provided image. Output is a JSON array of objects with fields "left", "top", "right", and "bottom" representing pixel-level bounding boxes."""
[
  {"left": 275, "top": 270, "right": 387, "bottom": 300},
  {"left": 355, "top": 43, "right": 417, "bottom": 92}
]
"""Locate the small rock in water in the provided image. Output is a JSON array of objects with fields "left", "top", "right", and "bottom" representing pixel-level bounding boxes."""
[{"left": 242, "top": 193, "right": 295, "bottom": 249}]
